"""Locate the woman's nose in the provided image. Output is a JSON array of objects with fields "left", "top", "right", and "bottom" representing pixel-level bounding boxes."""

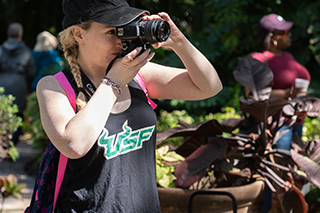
[{"left": 116, "top": 38, "right": 122, "bottom": 47}]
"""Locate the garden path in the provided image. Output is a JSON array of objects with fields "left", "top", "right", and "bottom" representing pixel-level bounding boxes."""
[{"left": 0, "top": 135, "right": 36, "bottom": 212}]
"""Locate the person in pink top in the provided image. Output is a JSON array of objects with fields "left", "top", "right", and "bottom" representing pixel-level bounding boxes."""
[
  {"left": 252, "top": 14, "right": 310, "bottom": 151},
  {"left": 251, "top": 14, "right": 311, "bottom": 213}
]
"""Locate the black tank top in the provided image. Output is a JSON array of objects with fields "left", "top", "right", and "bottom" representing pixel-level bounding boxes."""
[{"left": 56, "top": 69, "right": 160, "bottom": 213}]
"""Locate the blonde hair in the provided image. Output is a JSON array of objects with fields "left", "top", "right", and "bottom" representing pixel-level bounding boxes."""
[{"left": 58, "top": 21, "right": 92, "bottom": 111}]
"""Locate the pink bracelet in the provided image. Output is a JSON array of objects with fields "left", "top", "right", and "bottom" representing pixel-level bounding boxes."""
[{"left": 100, "top": 77, "right": 122, "bottom": 94}]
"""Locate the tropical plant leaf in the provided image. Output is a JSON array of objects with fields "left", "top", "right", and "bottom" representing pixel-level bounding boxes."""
[
  {"left": 156, "top": 120, "right": 235, "bottom": 146},
  {"left": 158, "top": 174, "right": 176, "bottom": 188},
  {"left": 239, "top": 97, "right": 290, "bottom": 122},
  {"left": 291, "top": 139, "right": 320, "bottom": 189},
  {"left": 233, "top": 56, "right": 273, "bottom": 100},
  {"left": 174, "top": 137, "right": 226, "bottom": 188},
  {"left": 290, "top": 96, "right": 320, "bottom": 117},
  {"left": 220, "top": 117, "right": 244, "bottom": 128},
  {"left": 161, "top": 151, "right": 185, "bottom": 162},
  {"left": 283, "top": 184, "right": 309, "bottom": 213}
]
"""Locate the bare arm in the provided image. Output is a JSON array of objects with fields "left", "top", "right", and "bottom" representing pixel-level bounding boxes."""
[
  {"left": 37, "top": 48, "right": 154, "bottom": 159},
  {"left": 37, "top": 76, "right": 117, "bottom": 159},
  {"left": 140, "top": 12, "right": 222, "bottom": 100}
]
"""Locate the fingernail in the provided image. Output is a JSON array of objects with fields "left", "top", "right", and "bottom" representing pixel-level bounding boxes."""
[
  {"left": 149, "top": 52, "right": 155, "bottom": 59},
  {"left": 137, "top": 47, "right": 142, "bottom": 52}
]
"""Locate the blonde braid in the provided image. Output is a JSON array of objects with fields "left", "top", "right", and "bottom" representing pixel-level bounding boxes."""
[
  {"left": 58, "top": 22, "right": 92, "bottom": 111},
  {"left": 65, "top": 47, "right": 87, "bottom": 110}
]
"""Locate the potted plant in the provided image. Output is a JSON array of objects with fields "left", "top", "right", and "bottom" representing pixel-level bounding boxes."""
[{"left": 155, "top": 56, "right": 320, "bottom": 212}]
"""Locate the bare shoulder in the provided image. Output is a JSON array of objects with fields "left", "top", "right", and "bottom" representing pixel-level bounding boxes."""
[{"left": 36, "top": 75, "right": 66, "bottom": 99}]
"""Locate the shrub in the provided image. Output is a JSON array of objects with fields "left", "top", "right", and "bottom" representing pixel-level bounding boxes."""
[{"left": 0, "top": 87, "right": 22, "bottom": 161}]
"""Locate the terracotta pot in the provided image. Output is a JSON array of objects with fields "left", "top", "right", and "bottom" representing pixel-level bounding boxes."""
[{"left": 158, "top": 179, "right": 265, "bottom": 213}]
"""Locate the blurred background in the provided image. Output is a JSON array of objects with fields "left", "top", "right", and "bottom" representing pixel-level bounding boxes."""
[
  {"left": 1, "top": 0, "right": 320, "bottom": 117},
  {"left": 1, "top": 1, "right": 320, "bottom": 211}
]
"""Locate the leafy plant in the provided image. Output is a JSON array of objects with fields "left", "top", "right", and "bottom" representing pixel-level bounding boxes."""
[
  {"left": 156, "top": 146, "right": 184, "bottom": 188},
  {"left": 303, "top": 116, "right": 320, "bottom": 141},
  {"left": 157, "top": 95, "right": 320, "bottom": 212},
  {"left": 156, "top": 55, "right": 320, "bottom": 211},
  {"left": 0, "top": 174, "right": 27, "bottom": 213},
  {"left": 0, "top": 87, "right": 22, "bottom": 161},
  {"left": 156, "top": 110, "right": 195, "bottom": 147},
  {"left": 7, "top": 142, "right": 19, "bottom": 162}
]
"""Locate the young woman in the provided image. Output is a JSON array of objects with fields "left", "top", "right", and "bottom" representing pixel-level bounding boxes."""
[
  {"left": 36, "top": 0, "right": 222, "bottom": 212},
  {"left": 251, "top": 14, "right": 310, "bottom": 151},
  {"left": 251, "top": 14, "right": 310, "bottom": 213},
  {"left": 252, "top": 14, "right": 310, "bottom": 102}
]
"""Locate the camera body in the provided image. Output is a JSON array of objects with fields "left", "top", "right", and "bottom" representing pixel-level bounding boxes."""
[{"left": 116, "top": 17, "right": 171, "bottom": 57}]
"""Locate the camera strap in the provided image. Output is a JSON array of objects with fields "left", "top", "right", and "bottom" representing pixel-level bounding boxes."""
[
  {"left": 78, "top": 70, "right": 95, "bottom": 99},
  {"left": 105, "top": 54, "right": 122, "bottom": 75}
]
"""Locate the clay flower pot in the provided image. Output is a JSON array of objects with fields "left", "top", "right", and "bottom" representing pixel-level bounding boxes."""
[{"left": 158, "top": 178, "right": 265, "bottom": 213}]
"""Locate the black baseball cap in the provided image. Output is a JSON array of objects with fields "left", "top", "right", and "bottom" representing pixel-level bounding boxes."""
[{"left": 62, "top": 0, "right": 149, "bottom": 29}]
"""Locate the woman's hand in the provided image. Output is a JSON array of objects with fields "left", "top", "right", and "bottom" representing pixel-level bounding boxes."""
[
  {"left": 291, "top": 86, "right": 307, "bottom": 98},
  {"left": 106, "top": 47, "right": 155, "bottom": 88},
  {"left": 141, "top": 12, "right": 185, "bottom": 50}
]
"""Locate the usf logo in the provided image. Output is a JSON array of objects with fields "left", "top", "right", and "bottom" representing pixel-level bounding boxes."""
[{"left": 98, "top": 120, "right": 155, "bottom": 159}]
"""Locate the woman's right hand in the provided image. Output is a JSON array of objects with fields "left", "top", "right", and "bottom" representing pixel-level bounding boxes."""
[
  {"left": 106, "top": 47, "right": 155, "bottom": 88},
  {"left": 291, "top": 86, "right": 307, "bottom": 98}
]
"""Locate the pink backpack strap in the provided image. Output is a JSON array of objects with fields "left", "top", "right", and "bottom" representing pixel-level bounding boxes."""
[
  {"left": 134, "top": 72, "right": 157, "bottom": 109},
  {"left": 52, "top": 71, "right": 76, "bottom": 212},
  {"left": 54, "top": 72, "right": 77, "bottom": 111}
]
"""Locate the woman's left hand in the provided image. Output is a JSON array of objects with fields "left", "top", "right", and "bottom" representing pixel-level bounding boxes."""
[{"left": 141, "top": 12, "right": 184, "bottom": 49}]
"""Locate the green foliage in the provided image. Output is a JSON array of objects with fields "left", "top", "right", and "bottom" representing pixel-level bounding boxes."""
[
  {"left": 155, "top": 85, "right": 242, "bottom": 118},
  {"left": 8, "top": 142, "right": 19, "bottom": 162},
  {"left": 305, "top": 183, "right": 320, "bottom": 213},
  {"left": 156, "top": 146, "right": 184, "bottom": 188},
  {"left": 0, "top": 0, "right": 64, "bottom": 48},
  {"left": 306, "top": 2, "right": 320, "bottom": 65},
  {"left": 198, "top": 107, "right": 241, "bottom": 123},
  {"left": 0, "top": 88, "right": 22, "bottom": 136},
  {"left": 0, "top": 174, "right": 27, "bottom": 200},
  {"left": 156, "top": 107, "right": 241, "bottom": 147},
  {"left": 157, "top": 110, "right": 195, "bottom": 147},
  {"left": 157, "top": 110, "right": 195, "bottom": 131},
  {"left": 0, "top": 87, "right": 22, "bottom": 161},
  {"left": 302, "top": 116, "right": 320, "bottom": 142},
  {"left": 2, "top": 0, "right": 320, "bottom": 116}
]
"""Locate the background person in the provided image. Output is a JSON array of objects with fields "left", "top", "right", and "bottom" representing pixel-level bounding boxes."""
[
  {"left": 0, "top": 22, "right": 36, "bottom": 144},
  {"left": 35, "top": 0, "right": 222, "bottom": 212},
  {"left": 31, "top": 31, "right": 64, "bottom": 91},
  {"left": 251, "top": 14, "right": 310, "bottom": 150},
  {"left": 251, "top": 14, "right": 311, "bottom": 213}
]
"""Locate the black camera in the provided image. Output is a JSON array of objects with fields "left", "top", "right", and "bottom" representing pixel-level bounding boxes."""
[{"left": 116, "top": 17, "right": 171, "bottom": 57}]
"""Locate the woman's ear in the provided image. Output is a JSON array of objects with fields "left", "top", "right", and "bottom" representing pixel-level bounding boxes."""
[{"left": 71, "top": 26, "right": 85, "bottom": 44}]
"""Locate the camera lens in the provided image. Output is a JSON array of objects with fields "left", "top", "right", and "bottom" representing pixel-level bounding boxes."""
[
  {"left": 142, "top": 20, "right": 170, "bottom": 43},
  {"left": 158, "top": 22, "right": 170, "bottom": 41}
]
